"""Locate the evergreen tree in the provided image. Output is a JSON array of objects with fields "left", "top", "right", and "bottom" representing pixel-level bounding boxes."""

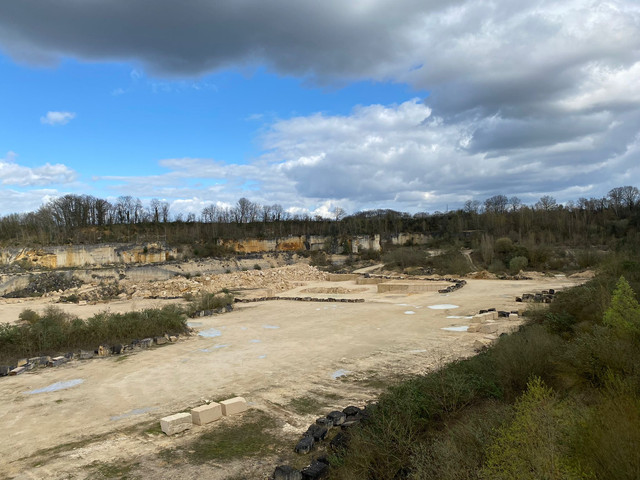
[{"left": 603, "top": 276, "right": 640, "bottom": 333}]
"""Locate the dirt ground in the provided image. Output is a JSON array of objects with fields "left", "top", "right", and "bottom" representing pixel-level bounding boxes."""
[{"left": 0, "top": 267, "right": 585, "bottom": 479}]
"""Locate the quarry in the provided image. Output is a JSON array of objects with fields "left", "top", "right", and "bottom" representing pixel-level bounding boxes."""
[{"left": 0, "top": 246, "right": 587, "bottom": 479}]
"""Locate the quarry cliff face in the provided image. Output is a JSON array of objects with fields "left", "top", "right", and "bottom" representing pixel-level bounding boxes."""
[{"left": 0, "top": 233, "right": 430, "bottom": 268}]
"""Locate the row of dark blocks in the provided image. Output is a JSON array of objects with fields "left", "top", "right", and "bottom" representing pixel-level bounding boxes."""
[
  {"left": 272, "top": 404, "right": 372, "bottom": 480},
  {"left": 438, "top": 279, "right": 467, "bottom": 294},
  {"left": 0, "top": 335, "right": 176, "bottom": 378},
  {"left": 478, "top": 307, "right": 520, "bottom": 318},
  {"left": 515, "top": 289, "right": 556, "bottom": 304},
  {"left": 235, "top": 297, "right": 365, "bottom": 304}
]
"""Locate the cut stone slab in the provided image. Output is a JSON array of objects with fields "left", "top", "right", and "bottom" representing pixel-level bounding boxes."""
[
  {"left": 154, "top": 336, "right": 167, "bottom": 345},
  {"left": 16, "top": 359, "right": 27, "bottom": 367},
  {"left": 9, "top": 366, "right": 26, "bottom": 375},
  {"left": 160, "top": 412, "right": 192, "bottom": 435},
  {"left": 191, "top": 402, "right": 222, "bottom": 425},
  {"left": 509, "top": 313, "right": 519, "bottom": 321},
  {"left": 220, "top": 397, "right": 248, "bottom": 416}
]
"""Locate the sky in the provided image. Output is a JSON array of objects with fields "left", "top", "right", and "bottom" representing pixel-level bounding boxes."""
[{"left": 0, "top": 0, "right": 639, "bottom": 218}]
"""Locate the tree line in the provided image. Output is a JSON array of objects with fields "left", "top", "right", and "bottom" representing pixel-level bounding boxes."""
[{"left": 0, "top": 186, "right": 638, "bottom": 247}]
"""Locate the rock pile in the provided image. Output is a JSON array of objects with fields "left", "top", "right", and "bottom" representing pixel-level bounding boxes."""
[
  {"left": 516, "top": 289, "right": 556, "bottom": 303},
  {"left": 273, "top": 404, "right": 373, "bottom": 479},
  {"left": 126, "top": 265, "right": 329, "bottom": 299}
]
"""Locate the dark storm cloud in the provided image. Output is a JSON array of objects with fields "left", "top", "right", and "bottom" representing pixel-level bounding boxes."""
[{"left": 2, "top": 0, "right": 639, "bottom": 212}]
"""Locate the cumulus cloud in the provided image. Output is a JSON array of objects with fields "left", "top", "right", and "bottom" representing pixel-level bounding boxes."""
[
  {"left": 40, "top": 111, "right": 76, "bottom": 126},
  {"left": 2, "top": 1, "right": 638, "bottom": 212},
  {"left": 0, "top": 151, "right": 77, "bottom": 186}
]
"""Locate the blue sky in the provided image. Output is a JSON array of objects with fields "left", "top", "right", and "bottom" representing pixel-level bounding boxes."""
[{"left": 1, "top": 1, "right": 639, "bottom": 218}]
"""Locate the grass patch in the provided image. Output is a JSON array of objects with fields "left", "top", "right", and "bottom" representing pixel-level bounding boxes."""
[
  {"left": 88, "top": 460, "right": 140, "bottom": 479},
  {"left": 183, "top": 291, "right": 234, "bottom": 316},
  {"left": 160, "top": 410, "right": 278, "bottom": 464},
  {"left": 288, "top": 395, "right": 326, "bottom": 415}
]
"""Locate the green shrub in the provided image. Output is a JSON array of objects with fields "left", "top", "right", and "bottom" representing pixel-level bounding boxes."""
[
  {"left": 490, "top": 324, "right": 563, "bottom": 399},
  {"left": 569, "top": 376, "right": 640, "bottom": 479},
  {"left": 509, "top": 256, "right": 528, "bottom": 274},
  {"left": 185, "top": 292, "right": 234, "bottom": 316},
  {"left": 382, "top": 247, "right": 429, "bottom": 271},
  {"left": 603, "top": 276, "right": 640, "bottom": 334},
  {"left": 0, "top": 305, "right": 188, "bottom": 364},
  {"left": 481, "top": 377, "right": 578, "bottom": 480}
]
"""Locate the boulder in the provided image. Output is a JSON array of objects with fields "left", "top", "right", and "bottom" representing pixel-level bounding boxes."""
[
  {"left": 306, "top": 424, "right": 328, "bottom": 441},
  {"left": 0, "top": 366, "right": 10, "bottom": 376},
  {"left": 327, "top": 410, "right": 346, "bottom": 426},
  {"left": 301, "top": 459, "right": 329, "bottom": 479},
  {"left": 342, "top": 406, "right": 361, "bottom": 417},
  {"left": 295, "top": 435, "right": 314, "bottom": 454},
  {"left": 315, "top": 417, "right": 333, "bottom": 428}
]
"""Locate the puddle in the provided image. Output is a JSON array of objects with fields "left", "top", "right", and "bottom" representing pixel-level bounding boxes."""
[
  {"left": 110, "top": 407, "right": 156, "bottom": 421},
  {"left": 404, "top": 311, "right": 416, "bottom": 315},
  {"left": 409, "top": 349, "right": 427, "bottom": 353},
  {"left": 441, "top": 326, "right": 469, "bottom": 332},
  {"left": 258, "top": 355, "right": 267, "bottom": 359},
  {"left": 428, "top": 304, "right": 459, "bottom": 310},
  {"left": 446, "top": 315, "right": 473, "bottom": 319},
  {"left": 198, "top": 328, "right": 222, "bottom": 338},
  {"left": 200, "top": 344, "right": 230, "bottom": 352},
  {"left": 262, "top": 325, "right": 280, "bottom": 329},
  {"left": 187, "top": 321, "right": 203, "bottom": 327},
  {"left": 250, "top": 339, "right": 261, "bottom": 343},
  {"left": 240, "top": 326, "right": 247, "bottom": 331},
  {"left": 24, "top": 379, "right": 84, "bottom": 394},
  {"left": 331, "top": 369, "right": 351, "bottom": 379}
]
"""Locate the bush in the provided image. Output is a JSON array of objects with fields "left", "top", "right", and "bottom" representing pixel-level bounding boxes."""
[
  {"left": 185, "top": 292, "right": 234, "bottom": 316},
  {"left": 382, "top": 247, "right": 429, "bottom": 271},
  {"left": 481, "top": 377, "right": 577, "bottom": 480},
  {"left": 0, "top": 305, "right": 188, "bottom": 364},
  {"left": 489, "top": 324, "right": 563, "bottom": 399},
  {"left": 509, "top": 256, "right": 528, "bottom": 274}
]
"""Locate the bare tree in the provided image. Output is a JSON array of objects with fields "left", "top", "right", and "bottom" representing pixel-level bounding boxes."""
[
  {"left": 535, "top": 195, "right": 558, "bottom": 211},
  {"left": 333, "top": 206, "right": 346, "bottom": 221},
  {"left": 484, "top": 195, "right": 508, "bottom": 214},
  {"left": 508, "top": 196, "right": 522, "bottom": 212}
]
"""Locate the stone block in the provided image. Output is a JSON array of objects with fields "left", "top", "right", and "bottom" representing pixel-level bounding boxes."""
[
  {"left": 295, "top": 435, "right": 314, "bottom": 454},
  {"left": 466, "top": 324, "right": 479, "bottom": 333},
  {"left": 191, "top": 402, "right": 222, "bottom": 425},
  {"left": 274, "top": 465, "right": 302, "bottom": 480},
  {"left": 301, "top": 459, "right": 329, "bottom": 479},
  {"left": 220, "top": 397, "right": 248, "bottom": 416},
  {"left": 342, "top": 406, "right": 361, "bottom": 417},
  {"left": 306, "top": 424, "right": 328, "bottom": 441},
  {"left": 97, "top": 345, "right": 109, "bottom": 356},
  {"left": 160, "top": 412, "right": 192, "bottom": 435},
  {"left": 50, "top": 356, "right": 67, "bottom": 366},
  {"left": 327, "top": 411, "right": 346, "bottom": 426},
  {"left": 79, "top": 350, "right": 94, "bottom": 360},
  {"left": 0, "top": 365, "right": 10, "bottom": 376},
  {"left": 16, "top": 358, "right": 27, "bottom": 367},
  {"left": 470, "top": 315, "right": 483, "bottom": 323},
  {"left": 509, "top": 313, "right": 519, "bottom": 321},
  {"left": 9, "top": 366, "right": 26, "bottom": 375},
  {"left": 479, "top": 323, "right": 498, "bottom": 334},
  {"left": 154, "top": 336, "right": 167, "bottom": 345},
  {"left": 316, "top": 417, "right": 333, "bottom": 428},
  {"left": 490, "top": 311, "right": 499, "bottom": 320}
]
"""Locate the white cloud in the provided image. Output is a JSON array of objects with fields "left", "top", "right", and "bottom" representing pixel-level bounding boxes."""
[
  {"left": 40, "top": 111, "right": 76, "bottom": 126},
  {"left": 0, "top": 151, "right": 77, "bottom": 186}
]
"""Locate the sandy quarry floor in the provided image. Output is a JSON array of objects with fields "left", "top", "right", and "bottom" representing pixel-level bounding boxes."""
[{"left": 0, "top": 270, "right": 584, "bottom": 479}]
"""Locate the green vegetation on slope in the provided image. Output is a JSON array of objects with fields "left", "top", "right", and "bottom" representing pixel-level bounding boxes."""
[{"left": 328, "top": 249, "right": 640, "bottom": 479}]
